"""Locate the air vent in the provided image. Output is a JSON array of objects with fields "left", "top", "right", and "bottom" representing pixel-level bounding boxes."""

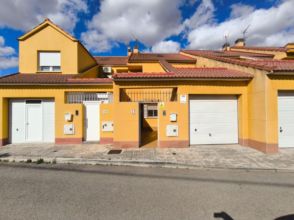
[{"left": 108, "top": 149, "right": 122, "bottom": 154}]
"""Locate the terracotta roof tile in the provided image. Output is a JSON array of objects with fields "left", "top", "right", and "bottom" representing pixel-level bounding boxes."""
[
  {"left": 0, "top": 73, "right": 112, "bottom": 85},
  {"left": 94, "top": 56, "right": 128, "bottom": 66},
  {"left": 231, "top": 46, "right": 287, "bottom": 52},
  {"left": 182, "top": 50, "right": 294, "bottom": 72},
  {"left": 129, "top": 53, "right": 196, "bottom": 63},
  {"left": 216, "top": 50, "right": 274, "bottom": 58},
  {"left": 113, "top": 67, "right": 252, "bottom": 80}
]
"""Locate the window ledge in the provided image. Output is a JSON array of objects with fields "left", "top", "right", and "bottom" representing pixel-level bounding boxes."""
[{"left": 36, "top": 71, "right": 62, "bottom": 73}]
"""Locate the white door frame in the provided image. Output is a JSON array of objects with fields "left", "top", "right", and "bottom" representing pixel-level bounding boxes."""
[{"left": 83, "top": 101, "right": 101, "bottom": 142}]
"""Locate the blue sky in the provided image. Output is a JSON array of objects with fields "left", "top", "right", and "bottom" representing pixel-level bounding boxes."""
[{"left": 0, "top": 0, "right": 293, "bottom": 76}]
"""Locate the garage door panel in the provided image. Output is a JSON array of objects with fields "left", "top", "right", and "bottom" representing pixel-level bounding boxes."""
[
  {"left": 190, "top": 96, "right": 238, "bottom": 145},
  {"left": 10, "top": 99, "right": 55, "bottom": 143},
  {"left": 190, "top": 113, "right": 237, "bottom": 124},
  {"left": 189, "top": 103, "right": 236, "bottom": 113},
  {"left": 10, "top": 100, "right": 26, "bottom": 143},
  {"left": 278, "top": 93, "right": 294, "bottom": 148}
]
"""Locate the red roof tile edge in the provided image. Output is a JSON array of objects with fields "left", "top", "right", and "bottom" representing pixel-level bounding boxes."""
[
  {"left": 181, "top": 50, "right": 294, "bottom": 72},
  {"left": 0, "top": 73, "right": 113, "bottom": 85},
  {"left": 113, "top": 68, "right": 252, "bottom": 80}
]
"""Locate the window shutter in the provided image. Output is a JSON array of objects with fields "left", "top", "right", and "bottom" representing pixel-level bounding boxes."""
[{"left": 39, "top": 52, "right": 61, "bottom": 66}]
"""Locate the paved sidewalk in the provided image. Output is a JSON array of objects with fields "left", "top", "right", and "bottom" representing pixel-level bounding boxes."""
[{"left": 0, "top": 143, "right": 294, "bottom": 171}]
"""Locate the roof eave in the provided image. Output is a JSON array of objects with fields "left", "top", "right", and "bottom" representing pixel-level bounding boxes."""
[{"left": 113, "top": 77, "right": 252, "bottom": 82}]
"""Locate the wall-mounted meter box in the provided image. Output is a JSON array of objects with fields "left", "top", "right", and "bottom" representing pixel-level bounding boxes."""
[
  {"left": 64, "top": 113, "right": 73, "bottom": 122},
  {"left": 166, "top": 125, "right": 178, "bottom": 137},
  {"left": 169, "top": 113, "right": 177, "bottom": 122},
  {"left": 64, "top": 124, "right": 75, "bottom": 135},
  {"left": 102, "top": 121, "right": 114, "bottom": 132}
]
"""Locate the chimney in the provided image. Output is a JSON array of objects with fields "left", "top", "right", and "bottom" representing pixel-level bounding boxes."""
[
  {"left": 133, "top": 39, "right": 139, "bottom": 54},
  {"left": 133, "top": 45, "right": 139, "bottom": 54},
  {"left": 235, "top": 38, "right": 245, "bottom": 47},
  {"left": 222, "top": 42, "right": 230, "bottom": 51},
  {"left": 285, "top": 42, "right": 294, "bottom": 49},
  {"left": 127, "top": 46, "right": 132, "bottom": 56}
]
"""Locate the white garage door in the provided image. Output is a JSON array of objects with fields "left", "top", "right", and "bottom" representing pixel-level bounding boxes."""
[
  {"left": 9, "top": 99, "right": 55, "bottom": 143},
  {"left": 189, "top": 95, "right": 238, "bottom": 145},
  {"left": 278, "top": 92, "right": 294, "bottom": 148}
]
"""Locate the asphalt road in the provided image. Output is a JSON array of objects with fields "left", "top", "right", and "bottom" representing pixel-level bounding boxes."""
[{"left": 0, "top": 163, "right": 293, "bottom": 220}]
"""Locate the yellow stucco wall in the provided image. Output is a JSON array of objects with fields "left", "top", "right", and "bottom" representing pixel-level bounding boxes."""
[
  {"left": 77, "top": 43, "right": 97, "bottom": 73},
  {"left": 128, "top": 62, "right": 165, "bottom": 72},
  {"left": 158, "top": 102, "right": 188, "bottom": 144},
  {"left": 266, "top": 76, "right": 294, "bottom": 145},
  {"left": 0, "top": 85, "right": 112, "bottom": 142},
  {"left": 181, "top": 52, "right": 271, "bottom": 146},
  {"left": 0, "top": 98, "right": 8, "bottom": 140},
  {"left": 143, "top": 118, "right": 157, "bottom": 130},
  {"left": 114, "top": 80, "right": 249, "bottom": 147},
  {"left": 230, "top": 48, "right": 287, "bottom": 60},
  {"left": 19, "top": 25, "right": 78, "bottom": 74},
  {"left": 113, "top": 102, "right": 140, "bottom": 146},
  {"left": 100, "top": 103, "right": 114, "bottom": 140},
  {"left": 19, "top": 25, "right": 96, "bottom": 75},
  {"left": 171, "top": 63, "right": 196, "bottom": 68}
]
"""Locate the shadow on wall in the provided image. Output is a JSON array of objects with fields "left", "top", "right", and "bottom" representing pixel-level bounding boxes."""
[
  {"left": 275, "top": 214, "right": 294, "bottom": 220},
  {"left": 214, "top": 212, "right": 234, "bottom": 220},
  {"left": 213, "top": 212, "right": 294, "bottom": 220}
]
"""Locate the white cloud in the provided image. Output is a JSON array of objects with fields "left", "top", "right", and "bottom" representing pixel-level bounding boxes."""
[
  {"left": 0, "top": 57, "right": 18, "bottom": 70},
  {"left": 0, "top": 36, "right": 18, "bottom": 70},
  {"left": 81, "top": 0, "right": 183, "bottom": 52},
  {"left": 230, "top": 3, "right": 255, "bottom": 18},
  {"left": 0, "top": 0, "right": 87, "bottom": 32},
  {"left": 186, "top": 0, "right": 294, "bottom": 49},
  {"left": 151, "top": 40, "right": 181, "bottom": 53},
  {"left": 184, "top": 0, "right": 215, "bottom": 30}
]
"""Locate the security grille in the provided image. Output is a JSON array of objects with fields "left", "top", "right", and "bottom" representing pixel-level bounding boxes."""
[{"left": 66, "top": 92, "right": 113, "bottom": 104}]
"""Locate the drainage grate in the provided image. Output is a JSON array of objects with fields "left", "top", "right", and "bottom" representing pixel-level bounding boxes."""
[
  {"left": 0, "top": 153, "right": 10, "bottom": 158},
  {"left": 108, "top": 149, "right": 122, "bottom": 155}
]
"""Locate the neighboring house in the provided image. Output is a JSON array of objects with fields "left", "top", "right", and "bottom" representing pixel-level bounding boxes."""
[{"left": 1, "top": 19, "right": 294, "bottom": 153}]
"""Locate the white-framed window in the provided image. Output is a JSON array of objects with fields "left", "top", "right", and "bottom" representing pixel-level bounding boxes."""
[
  {"left": 38, "top": 51, "right": 61, "bottom": 72},
  {"left": 143, "top": 103, "right": 158, "bottom": 118}
]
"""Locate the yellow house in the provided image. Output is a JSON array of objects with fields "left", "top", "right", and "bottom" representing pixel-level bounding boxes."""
[{"left": 1, "top": 19, "right": 294, "bottom": 154}]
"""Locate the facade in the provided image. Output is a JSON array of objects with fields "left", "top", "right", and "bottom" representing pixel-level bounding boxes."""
[{"left": 1, "top": 19, "right": 294, "bottom": 153}]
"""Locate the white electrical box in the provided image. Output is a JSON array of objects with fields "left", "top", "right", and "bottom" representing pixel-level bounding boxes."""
[
  {"left": 166, "top": 125, "right": 178, "bottom": 137},
  {"left": 64, "top": 124, "right": 75, "bottom": 135},
  {"left": 170, "top": 113, "right": 177, "bottom": 122},
  {"left": 64, "top": 113, "right": 73, "bottom": 122},
  {"left": 102, "top": 121, "right": 114, "bottom": 132}
]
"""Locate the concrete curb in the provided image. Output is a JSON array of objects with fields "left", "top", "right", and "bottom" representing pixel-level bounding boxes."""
[{"left": 0, "top": 156, "right": 293, "bottom": 173}]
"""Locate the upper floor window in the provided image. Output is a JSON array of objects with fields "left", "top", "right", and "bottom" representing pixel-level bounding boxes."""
[{"left": 38, "top": 51, "right": 61, "bottom": 72}]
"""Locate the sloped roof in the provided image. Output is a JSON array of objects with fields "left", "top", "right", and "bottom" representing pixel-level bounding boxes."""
[
  {"left": 94, "top": 56, "right": 128, "bottom": 66},
  {"left": 231, "top": 46, "right": 287, "bottom": 52},
  {"left": 0, "top": 73, "right": 112, "bottom": 85},
  {"left": 113, "top": 67, "right": 252, "bottom": 80},
  {"left": 129, "top": 53, "right": 196, "bottom": 63},
  {"left": 182, "top": 50, "right": 294, "bottom": 72},
  {"left": 18, "top": 19, "right": 77, "bottom": 42}
]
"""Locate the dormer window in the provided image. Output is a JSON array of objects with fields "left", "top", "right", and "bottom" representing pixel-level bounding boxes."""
[{"left": 38, "top": 51, "right": 61, "bottom": 72}]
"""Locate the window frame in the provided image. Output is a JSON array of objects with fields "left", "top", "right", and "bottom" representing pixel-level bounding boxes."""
[
  {"left": 143, "top": 103, "right": 158, "bottom": 119},
  {"left": 38, "top": 51, "right": 61, "bottom": 73}
]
